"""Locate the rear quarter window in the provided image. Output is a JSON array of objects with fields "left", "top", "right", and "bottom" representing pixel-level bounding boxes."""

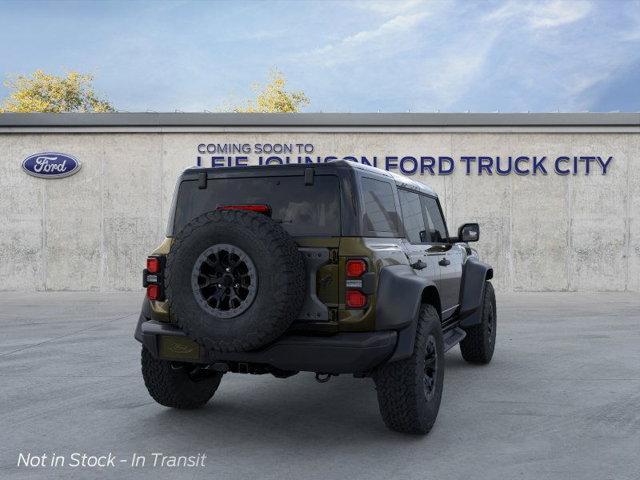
[{"left": 361, "top": 177, "right": 401, "bottom": 236}]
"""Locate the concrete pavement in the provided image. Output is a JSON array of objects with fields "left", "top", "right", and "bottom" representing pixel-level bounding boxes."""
[{"left": 0, "top": 291, "right": 639, "bottom": 480}]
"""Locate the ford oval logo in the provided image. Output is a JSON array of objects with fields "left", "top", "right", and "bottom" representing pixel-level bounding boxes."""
[
  {"left": 22, "top": 152, "right": 81, "bottom": 179},
  {"left": 169, "top": 344, "right": 197, "bottom": 354}
]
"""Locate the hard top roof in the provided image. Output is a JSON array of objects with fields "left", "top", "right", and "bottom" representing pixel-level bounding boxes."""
[
  {"left": 338, "top": 160, "right": 436, "bottom": 196},
  {"left": 184, "top": 160, "right": 436, "bottom": 196}
]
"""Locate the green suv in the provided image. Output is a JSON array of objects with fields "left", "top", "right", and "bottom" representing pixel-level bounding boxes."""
[{"left": 135, "top": 160, "right": 496, "bottom": 434}]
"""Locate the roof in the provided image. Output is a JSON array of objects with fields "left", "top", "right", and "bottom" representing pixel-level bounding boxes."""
[
  {"left": 387, "top": 169, "right": 435, "bottom": 196},
  {"left": 182, "top": 159, "right": 437, "bottom": 196},
  {"left": 0, "top": 112, "right": 638, "bottom": 133},
  {"left": 339, "top": 160, "right": 436, "bottom": 195}
]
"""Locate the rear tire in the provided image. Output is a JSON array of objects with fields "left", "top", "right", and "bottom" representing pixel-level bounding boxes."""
[
  {"left": 373, "top": 304, "right": 444, "bottom": 434},
  {"left": 460, "top": 281, "right": 496, "bottom": 364},
  {"left": 141, "top": 347, "right": 223, "bottom": 409}
]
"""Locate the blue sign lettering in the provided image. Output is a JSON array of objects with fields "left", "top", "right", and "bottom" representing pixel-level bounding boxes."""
[{"left": 194, "top": 143, "right": 614, "bottom": 176}]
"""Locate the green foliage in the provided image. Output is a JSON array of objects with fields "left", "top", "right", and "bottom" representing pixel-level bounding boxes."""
[
  {"left": 234, "top": 69, "right": 309, "bottom": 113},
  {"left": 1, "top": 70, "right": 114, "bottom": 113}
]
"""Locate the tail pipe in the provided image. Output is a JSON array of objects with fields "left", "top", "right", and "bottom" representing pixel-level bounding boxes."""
[{"left": 315, "top": 373, "right": 333, "bottom": 383}]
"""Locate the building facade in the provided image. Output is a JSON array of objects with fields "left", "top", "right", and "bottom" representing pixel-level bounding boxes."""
[{"left": 1, "top": 113, "right": 639, "bottom": 292}]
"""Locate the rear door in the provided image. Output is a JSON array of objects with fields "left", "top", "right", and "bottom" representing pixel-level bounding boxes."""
[
  {"left": 171, "top": 173, "right": 344, "bottom": 321},
  {"left": 421, "top": 195, "right": 463, "bottom": 319},
  {"left": 397, "top": 189, "right": 439, "bottom": 282}
]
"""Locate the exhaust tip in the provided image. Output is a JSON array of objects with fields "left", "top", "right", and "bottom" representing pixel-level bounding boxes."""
[{"left": 315, "top": 373, "right": 332, "bottom": 383}]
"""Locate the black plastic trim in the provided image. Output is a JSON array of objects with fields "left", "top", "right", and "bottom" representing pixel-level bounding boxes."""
[
  {"left": 375, "top": 264, "right": 436, "bottom": 331},
  {"left": 443, "top": 327, "right": 466, "bottom": 352},
  {"left": 458, "top": 257, "right": 493, "bottom": 327},
  {"left": 136, "top": 319, "right": 397, "bottom": 375},
  {"left": 298, "top": 247, "right": 330, "bottom": 321},
  {"left": 134, "top": 296, "right": 166, "bottom": 344},
  {"left": 360, "top": 272, "right": 376, "bottom": 294},
  {"left": 198, "top": 171, "right": 207, "bottom": 189},
  {"left": 304, "top": 167, "right": 314, "bottom": 185}
]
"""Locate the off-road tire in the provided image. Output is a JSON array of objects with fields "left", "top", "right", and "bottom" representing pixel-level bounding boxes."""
[
  {"left": 141, "top": 347, "right": 223, "bottom": 409},
  {"left": 460, "top": 281, "right": 496, "bottom": 364},
  {"left": 373, "top": 304, "right": 444, "bottom": 434},
  {"left": 165, "top": 210, "right": 305, "bottom": 353}
]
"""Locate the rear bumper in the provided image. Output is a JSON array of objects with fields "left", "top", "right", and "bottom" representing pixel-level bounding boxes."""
[{"left": 135, "top": 314, "right": 397, "bottom": 375}]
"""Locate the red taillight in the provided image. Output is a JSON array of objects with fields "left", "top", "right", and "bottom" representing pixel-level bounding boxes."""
[
  {"left": 346, "top": 289, "right": 367, "bottom": 308},
  {"left": 217, "top": 204, "right": 271, "bottom": 215},
  {"left": 346, "top": 259, "right": 367, "bottom": 277},
  {"left": 147, "top": 257, "right": 160, "bottom": 274},
  {"left": 144, "top": 257, "right": 163, "bottom": 299},
  {"left": 147, "top": 284, "right": 159, "bottom": 300},
  {"left": 345, "top": 259, "right": 368, "bottom": 308}
]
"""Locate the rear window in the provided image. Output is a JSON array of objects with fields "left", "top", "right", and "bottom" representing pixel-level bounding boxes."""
[{"left": 171, "top": 175, "right": 341, "bottom": 237}]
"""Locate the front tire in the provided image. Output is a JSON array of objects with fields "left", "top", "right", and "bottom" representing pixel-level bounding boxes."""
[
  {"left": 460, "top": 281, "right": 496, "bottom": 364},
  {"left": 373, "top": 304, "right": 444, "bottom": 434},
  {"left": 141, "top": 347, "right": 223, "bottom": 409}
]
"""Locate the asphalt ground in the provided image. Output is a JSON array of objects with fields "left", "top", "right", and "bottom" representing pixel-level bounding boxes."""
[{"left": 1, "top": 291, "right": 639, "bottom": 480}]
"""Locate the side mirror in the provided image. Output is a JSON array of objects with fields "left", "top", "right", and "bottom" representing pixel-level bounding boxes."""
[{"left": 458, "top": 223, "right": 480, "bottom": 242}]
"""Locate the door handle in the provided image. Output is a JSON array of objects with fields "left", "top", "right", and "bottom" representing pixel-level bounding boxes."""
[
  {"left": 410, "top": 259, "right": 427, "bottom": 270},
  {"left": 438, "top": 258, "right": 450, "bottom": 267}
]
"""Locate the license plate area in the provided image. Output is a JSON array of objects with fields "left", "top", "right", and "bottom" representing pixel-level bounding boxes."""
[{"left": 158, "top": 335, "right": 201, "bottom": 361}]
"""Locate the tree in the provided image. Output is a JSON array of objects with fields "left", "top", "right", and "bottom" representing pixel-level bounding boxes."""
[
  {"left": 233, "top": 69, "right": 309, "bottom": 113},
  {"left": 0, "top": 70, "right": 114, "bottom": 113}
]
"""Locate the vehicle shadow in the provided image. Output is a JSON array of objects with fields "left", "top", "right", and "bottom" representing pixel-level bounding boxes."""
[
  {"left": 132, "top": 356, "right": 466, "bottom": 447},
  {"left": 152, "top": 375, "right": 397, "bottom": 442}
]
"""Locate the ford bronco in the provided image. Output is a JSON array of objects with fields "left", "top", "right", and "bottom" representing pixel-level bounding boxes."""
[{"left": 135, "top": 160, "right": 496, "bottom": 434}]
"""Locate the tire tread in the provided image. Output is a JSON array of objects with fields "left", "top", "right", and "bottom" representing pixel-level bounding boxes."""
[
  {"left": 373, "top": 304, "right": 444, "bottom": 434},
  {"left": 141, "top": 347, "right": 222, "bottom": 409},
  {"left": 460, "top": 281, "right": 496, "bottom": 364}
]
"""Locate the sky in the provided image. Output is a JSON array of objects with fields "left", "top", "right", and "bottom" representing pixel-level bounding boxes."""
[{"left": 0, "top": 0, "right": 639, "bottom": 112}]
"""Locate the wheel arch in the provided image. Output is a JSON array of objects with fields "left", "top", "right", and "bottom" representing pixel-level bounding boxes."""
[
  {"left": 376, "top": 264, "right": 442, "bottom": 363},
  {"left": 458, "top": 257, "right": 494, "bottom": 328},
  {"left": 421, "top": 285, "right": 441, "bottom": 318},
  {"left": 375, "top": 264, "right": 440, "bottom": 331}
]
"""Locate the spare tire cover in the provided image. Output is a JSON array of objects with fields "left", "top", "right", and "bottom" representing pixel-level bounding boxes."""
[{"left": 165, "top": 210, "right": 305, "bottom": 352}]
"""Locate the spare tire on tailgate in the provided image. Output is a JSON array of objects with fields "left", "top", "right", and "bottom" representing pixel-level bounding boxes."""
[{"left": 165, "top": 210, "right": 305, "bottom": 352}]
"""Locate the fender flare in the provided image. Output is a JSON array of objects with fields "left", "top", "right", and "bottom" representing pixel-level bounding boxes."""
[
  {"left": 375, "top": 264, "right": 441, "bottom": 363},
  {"left": 458, "top": 257, "right": 493, "bottom": 328}
]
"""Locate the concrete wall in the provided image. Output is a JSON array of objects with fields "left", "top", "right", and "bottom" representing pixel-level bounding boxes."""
[{"left": 1, "top": 127, "right": 639, "bottom": 292}]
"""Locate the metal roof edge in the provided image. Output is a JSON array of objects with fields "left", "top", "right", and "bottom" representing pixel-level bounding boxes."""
[{"left": 0, "top": 112, "right": 639, "bottom": 128}]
